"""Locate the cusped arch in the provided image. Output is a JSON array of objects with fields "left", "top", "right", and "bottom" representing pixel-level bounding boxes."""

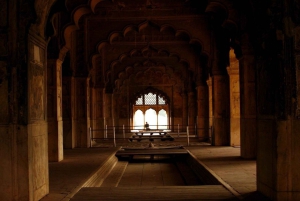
[
  {"left": 114, "top": 60, "right": 184, "bottom": 92},
  {"left": 205, "top": 1, "right": 228, "bottom": 21},
  {"left": 96, "top": 22, "right": 202, "bottom": 53},
  {"left": 138, "top": 21, "right": 161, "bottom": 34},
  {"left": 90, "top": 0, "right": 114, "bottom": 13}
]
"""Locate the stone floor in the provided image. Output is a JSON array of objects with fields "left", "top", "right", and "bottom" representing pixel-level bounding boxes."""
[{"left": 40, "top": 136, "right": 271, "bottom": 201}]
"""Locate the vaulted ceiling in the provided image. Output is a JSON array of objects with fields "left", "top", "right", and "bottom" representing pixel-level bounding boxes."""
[{"left": 46, "top": 0, "right": 248, "bottom": 93}]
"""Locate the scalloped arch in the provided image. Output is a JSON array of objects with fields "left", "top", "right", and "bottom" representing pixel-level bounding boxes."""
[
  {"left": 160, "top": 24, "right": 176, "bottom": 35},
  {"left": 90, "top": 0, "right": 113, "bottom": 13},
  {"left": 114, "top": 59, "right": 184, "bottom": 92},
  {"left": 108, "top": 46, "right": 185, "bottom": 71},
  {"left": 73, "top": 6, "right": 91, "bottom": 28},
  {"left": 205, "top": 1, "right": 228, "bottom": 19},
  {"left": 110, "top": 32, "right": 124, "bottom": 43},
  {"left": 175, "top": 30, "right": 191, "bottom": 41},
  {"left": 64, "top": 25, "right": 77, "bottom": 49},
  {"left": 97, "top": 23, "right": 199, "bottom": 52},
  {"left": 123, "top": 25, "right": 138, "bottom": 37}
]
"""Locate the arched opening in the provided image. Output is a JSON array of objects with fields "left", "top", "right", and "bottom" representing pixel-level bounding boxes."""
[
  {"left": 145, "top": 108, "right": 157, "bottom": 129},
  {"left": 132, "top": 90, "right": 169, "bottom": 130},
  {"left": 158, "top": 109, "right": 168, "bottom": 129},
  {"left": 133, "top": 109, "right": 144, "bottom": 129}
]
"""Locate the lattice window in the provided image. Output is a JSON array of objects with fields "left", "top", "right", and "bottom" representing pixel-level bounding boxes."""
[
  {"left": 135, "top": 96, "right": 143, "bottom": 105},
  {"left": 134, "top": 92, "right": 167, "bottom": 106},
  {"left": 158, "top": 96, "right": 165, "bottom": 105},
  {"left": 144, "top": 93, "right": 157, "bottom": 105}
]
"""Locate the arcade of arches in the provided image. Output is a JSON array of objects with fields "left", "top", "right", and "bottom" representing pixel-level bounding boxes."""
[{"left": 1, "top": 0, "right": 300, "bottom": 200}]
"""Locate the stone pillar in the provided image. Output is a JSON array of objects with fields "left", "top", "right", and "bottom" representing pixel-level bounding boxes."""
[
  {"left": 62, "top": 76, "right": 75, "bottom": 149},
  {"left": 188, "top": 91, "right": 196, "bottom": 132},
  {"left": 74, "top": 77, "right": 90, "bottom": 148},
  {"left": 227, "top": 50, "right": 240, "bottom": 147},
  {"left": 256, "top": 26, "right": 300, "bottom": 200},
  {"left": 210, "top": 27, "right": 231, "bottom": 146},
  {"left": 211, "top": 74, "right": 230, "bottom": 145},
  {"left": 47, "top": 59, "right": 63, "bottom": 161},
  {"left": 90, "top": 87, "right": 105, "bottom": 139},
  {"left": 182, "top": 92, "right": 188, "bottom": 131},
  {"left": 196, "top": 84, "right": 209, "bottom": 141},
  {"left": 206, "top": 77, "right": 213, "bottom": 141},
  {"left": 239, "top": 54, "right": 256, "bottom": 158},
  {"left": 104, "top": 92, "right": 113, "bottom": 127}
]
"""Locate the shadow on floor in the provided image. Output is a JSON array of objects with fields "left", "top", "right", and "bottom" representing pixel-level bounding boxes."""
[{"left": 241, "top": 191, "right": 272, "bottom": 201}]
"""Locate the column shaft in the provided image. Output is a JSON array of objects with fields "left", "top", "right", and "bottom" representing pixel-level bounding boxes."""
[
  {"left": 196, "top": 85, "right": 209, "bottom": 141},
  {"left": 212, "top": 74, "right": 230, "bottom": 145},
  {"left": 62, "top": 76, "right": 75, "bottom": 149},
  {"left": 74, "top": 77, "right": 90, "bottom": 148},
  {"left": 227, "top": 52, "right": 241, "bottom": 146},
  {"left": 47, "top": 59, "right": 63, "bottom": 161},
  {"left": 240, "top": 55, "right": 257, "bottom": 158}
]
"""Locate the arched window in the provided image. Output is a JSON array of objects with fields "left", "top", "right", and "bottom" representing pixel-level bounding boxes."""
[
  {"left": 132, "top": 90, "right": 169, "bottom": 130},
  {"left": 133, "top": 110, "right": 144, "bottom": 129},
  {"left": 158, "top": 109, "right": 167, "bottom": 129}
]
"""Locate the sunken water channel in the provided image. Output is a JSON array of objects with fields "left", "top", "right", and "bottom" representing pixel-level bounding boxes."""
[
  {"left": 71, "top": 146, "right": 237, "bottom": 200},
  {"left": 116, "top": 152, "right": 203, "bottom": 186}
]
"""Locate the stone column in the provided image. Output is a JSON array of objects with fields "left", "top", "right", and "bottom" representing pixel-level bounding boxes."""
[
  {"left": 188, "top": 91, "right": 196, "bottom": 131},
  {"left": 62, "top": 76, "right": 75, "bottom": 149},
  {"left": 227, "top": 50, "right": 241, "bottom": 147},
  {"left": 256, "top": 26, "right": 300, "bottom": 200},
  {"left": 104, "top": 92, "right": 113, "bottom": 127},
  {"left": 239, "top": 54, "right": 256, "bottom": 158},
  {"left": 90, "top": 87, "right": 105, "bottom": 139},
  {"left": 206, "top": 77, "right": 213, "bottom": 141},
  {"left": 47, "top": 59, "right": 63, "bottom": 161},
  {"left": 182, "top": 92, "right": 188, "bottom": 131},
  {"left": 74, "top": 77, "right": 90, "bottom": 148},
  {"left": 196, "top": 84, "right": 209, "bottom": 141},
  {"left": 211, "top": 73, "right": 230, "bottom": 145},
  {"left": 210, "top": 28, "right": 231, "bottom": 146}
]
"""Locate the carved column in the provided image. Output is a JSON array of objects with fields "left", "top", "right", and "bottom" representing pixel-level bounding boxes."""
[
  {"left": 47, "top": 59, "right": 63, "bottom": 161},
  {"left": 26, "top": 31, "right": 49, "bottom": 201},
  {"left": 196, "top": 83, "right": 209, "bottom": 141},
  {"left": 1, "top": 5, "right": 49, "bottom": 200},
  {"left": 227, "top": 49, "right": 241, "bottom": 147},
  {"left": 74, "top": 77, "right": 90, "bottom": 148}
]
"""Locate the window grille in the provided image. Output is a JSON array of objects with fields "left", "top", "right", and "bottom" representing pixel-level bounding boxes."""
[
  {"left": 145, "top": 93, "right": 157, "bottom": 105},
  {"left": 135, "top": 96, "right": 143, "bottom": 105},
  {"left": 134, "top": 92, "right": 167, "bottom": 105},
  {"left": 158, "top": 96, "right": 165, "bottom": 105}
]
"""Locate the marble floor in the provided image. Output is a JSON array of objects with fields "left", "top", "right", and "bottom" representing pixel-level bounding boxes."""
[{"left": 40, "top": 136, "right": 271, "bottom": 201}]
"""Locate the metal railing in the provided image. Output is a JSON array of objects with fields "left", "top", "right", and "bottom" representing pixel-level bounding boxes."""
[{"left": 89, "top": 124, "right": 211, "bottom": 148}]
